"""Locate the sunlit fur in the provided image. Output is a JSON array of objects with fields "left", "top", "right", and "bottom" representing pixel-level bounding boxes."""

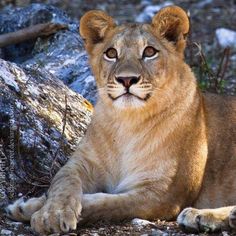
[{"left": 6, "top": 6, "right": 236, "bottom": 235}]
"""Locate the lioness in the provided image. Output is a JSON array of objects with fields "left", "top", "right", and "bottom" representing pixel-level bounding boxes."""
[{"left": 6, "top": 5, "right": 236, "bottom": 235}]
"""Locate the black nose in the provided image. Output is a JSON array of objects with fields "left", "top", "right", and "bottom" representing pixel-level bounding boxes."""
[{"left": 115, "top": 76, "right": 140, "bottom": 88}]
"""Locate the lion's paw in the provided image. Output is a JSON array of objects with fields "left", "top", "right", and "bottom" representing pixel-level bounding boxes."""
[
  {"left": 6, "top": 195, "right": 46, "bottom": 222},
  {"left": 31, "top": 199, "right": 82, "bottom": 234},
  {"left": 177, "top": 207, "right": 229, "bottom": 233}
]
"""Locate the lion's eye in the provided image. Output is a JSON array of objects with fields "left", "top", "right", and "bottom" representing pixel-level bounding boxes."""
[
  {"left": 104, "top": 48, "right": 118, "bottom": 62},
  {"left": 142, "top": 46, "right": 159, "bottom": 60}
]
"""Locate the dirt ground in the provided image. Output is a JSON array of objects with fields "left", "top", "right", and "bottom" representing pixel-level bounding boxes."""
[
  {"left": 0, "top": 0, "right": 236, "bottom": 235},
  {"left": 2, "top": 211, "right": 236, "bottom": 236}
]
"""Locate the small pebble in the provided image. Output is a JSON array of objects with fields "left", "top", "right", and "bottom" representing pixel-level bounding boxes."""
[
  {"left": 0, "top": 229, "right": 13, "bottom": 235},
  {"left": 222, "top": 231, "right": 230, "bottom": 236},
  {"left": 132, "top": 218, "right": 156, "bottom": 227}
]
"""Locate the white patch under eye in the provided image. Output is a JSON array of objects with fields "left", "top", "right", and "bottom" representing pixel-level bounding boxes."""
[
  {"left": 103, "top": 53, "right": 117, "bottom": 62},
  {"left": 144, "top": 52, "right": 159, "bottom": 61}
]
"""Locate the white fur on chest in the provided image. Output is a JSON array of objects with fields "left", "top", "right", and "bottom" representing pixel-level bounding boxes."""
[{"left": 104, "top": 125, "right": 177, "bottom": 194}]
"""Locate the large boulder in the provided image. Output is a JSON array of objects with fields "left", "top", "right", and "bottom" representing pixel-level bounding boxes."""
[{"left": 0, "top": 58, "right": 92, "bottom": 206}]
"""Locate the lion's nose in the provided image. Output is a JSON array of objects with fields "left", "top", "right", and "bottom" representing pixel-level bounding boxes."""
[{"left": 115, "top": 76, "right": 140, "bottom": 88}]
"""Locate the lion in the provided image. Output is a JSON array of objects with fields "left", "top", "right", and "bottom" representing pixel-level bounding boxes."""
[{"left": 6, "top": 5, "right": 236, "bottom": 235}]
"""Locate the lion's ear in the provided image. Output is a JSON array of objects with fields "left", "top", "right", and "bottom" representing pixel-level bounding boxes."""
[
  {"left": 80, "top": 10, "right": 116, "bottom": 53},
  {"left": 152, "top": 6, "right": 189, "bottom": 55}
]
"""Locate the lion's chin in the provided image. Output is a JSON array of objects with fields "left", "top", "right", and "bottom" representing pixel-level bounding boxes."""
[{"left": 112, "top": 94, "right": 146, "bottom": 109}]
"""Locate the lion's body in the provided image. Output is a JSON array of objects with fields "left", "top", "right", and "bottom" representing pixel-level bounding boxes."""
[
  {"left": 75, "top": 63, "right": 206, "bottom": 218},
  {"left": 7, "top": 6, "right": 236, "bottom": 234},
  {"left": 194, "top": 94, "right": 236, "bottom": 209}
]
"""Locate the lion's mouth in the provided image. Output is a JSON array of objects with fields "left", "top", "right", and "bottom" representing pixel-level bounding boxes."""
[{"left": 108, "top": 92, "right": 151, "bottom": 101}]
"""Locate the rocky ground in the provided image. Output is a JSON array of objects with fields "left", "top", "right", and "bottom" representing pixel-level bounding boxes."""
[{"left": 0, "top": 0, "right": 235, "bottom": 235}]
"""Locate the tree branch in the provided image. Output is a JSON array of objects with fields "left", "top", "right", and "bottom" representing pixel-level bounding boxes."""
[{"left": 0, "top": 22, "right": 68, "bottom": 47}]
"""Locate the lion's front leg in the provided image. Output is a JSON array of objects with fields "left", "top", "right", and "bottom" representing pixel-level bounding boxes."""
[
  {"left": 80, "top": 191, "right": 178, "bottom": 224},
  {"left": 177, "top": 206, "right": 236, "bottom": 233},
  {"left": 30, "top": 157, "right": 100, "bottom": 235}
]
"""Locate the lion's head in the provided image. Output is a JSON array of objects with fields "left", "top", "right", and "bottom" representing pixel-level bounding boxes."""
[{"left": 80, "top": 6, "right": 190, "bottom": 110}]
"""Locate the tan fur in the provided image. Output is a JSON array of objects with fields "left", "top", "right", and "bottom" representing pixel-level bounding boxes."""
[{"left": 6, "top": 6, "right": 236, "bottom": 235}]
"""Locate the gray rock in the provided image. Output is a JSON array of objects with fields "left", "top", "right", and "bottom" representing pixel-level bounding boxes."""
[
  {"left": 0, "top": 3, "right": 97, "bottom": 104},
  {"left": 136, "top": 2, "right": 173, "bottom": 23},
  {"left": 0, "top": 3, "right": 71, "bottom": 62},
  {"left": 215, "top": 28, "right": 236, "bottom": 48},
  {"left": 24, "top": 29, "right": 97, "bottom": 104},
  {"left": 0, "top": 58, "right": 92, "bottom": 205},
  {"left": 0, "top": 229, "right": 13, "bottom": 236}
]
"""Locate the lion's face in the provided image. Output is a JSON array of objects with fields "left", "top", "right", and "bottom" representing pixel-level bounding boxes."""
[
  {"left": 80, "top": 7, "right": 189, "bottom": 109},
  {"left": 97, "top": 24, "right": 168, "bottom": 109}
]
